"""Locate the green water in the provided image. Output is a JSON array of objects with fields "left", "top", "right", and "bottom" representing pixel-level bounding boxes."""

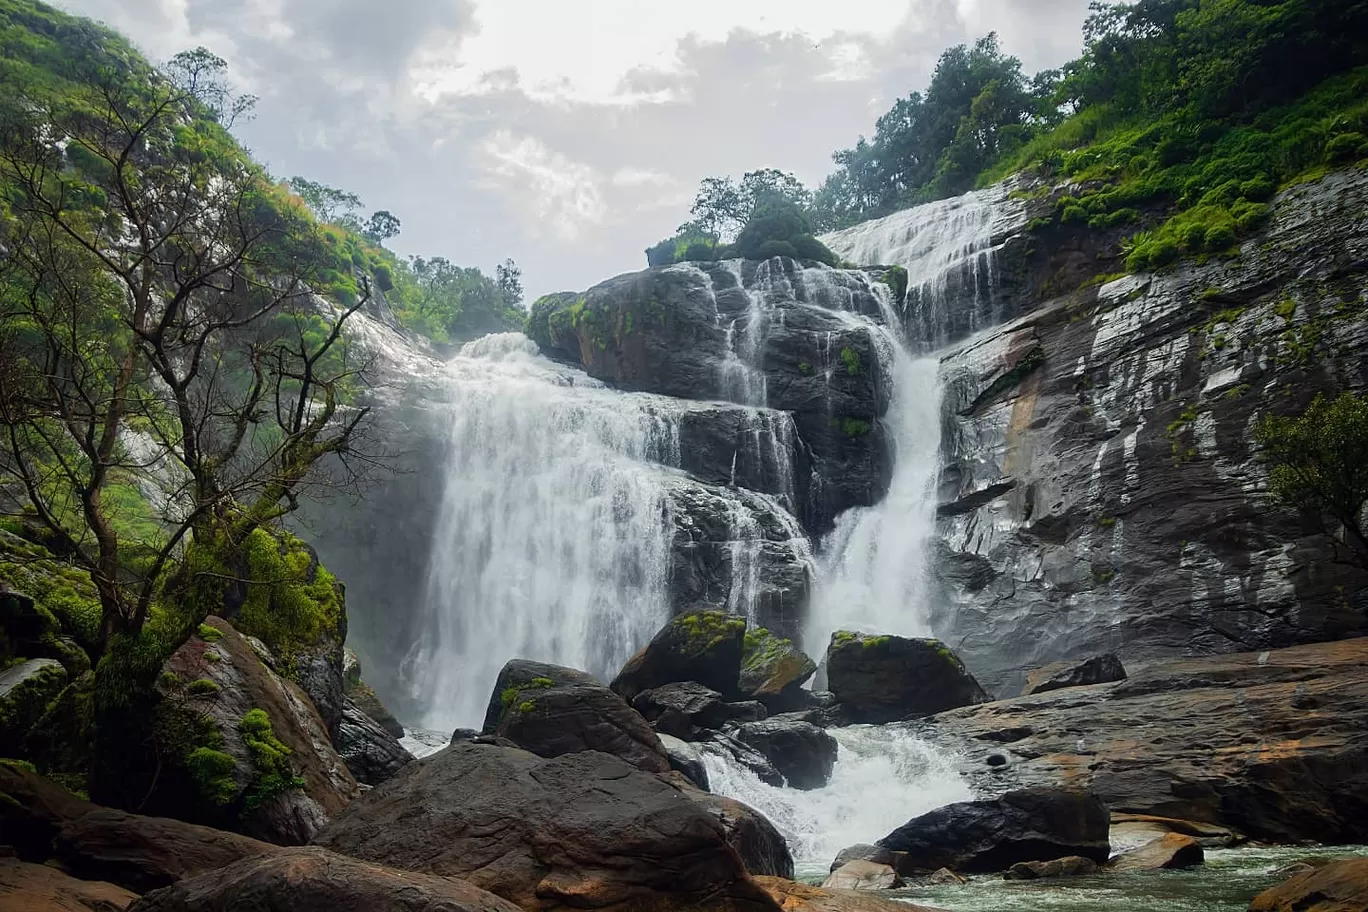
[{"left": 837, "top": 846, "right": 1366, "bottom": 911}]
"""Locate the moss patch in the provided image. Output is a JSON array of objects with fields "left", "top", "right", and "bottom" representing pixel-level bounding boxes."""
[
  {"left": 231, "top": 528, "right": 343, "bottom": 675},
  {"left": 675, "top": 611, "right": 746, "bottom": 655},
  {"left": 238, "top": 708, "right": 304, "bottom": 811}
]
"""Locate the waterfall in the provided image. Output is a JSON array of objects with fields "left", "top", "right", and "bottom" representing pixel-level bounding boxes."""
[
  {"left": 401, "top": 334, "right": 683, "bottom": 730},
  {"left": 701, "top": 726, "right": 973, "bottom": 873}
]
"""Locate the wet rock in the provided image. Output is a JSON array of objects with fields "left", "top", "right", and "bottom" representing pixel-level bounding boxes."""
[
  {"left": 826, "top": 632, "right": 989, "bottom": 723},
  {"left": 483, "top": 661, "right": 670, "bottom": 774},
  {"left": 1110, "top": 813, "right": 1244, "bottom": 850},
  {"left": 148, "top": 616, "right": 359, "bottom": 845},
  {"left": 919, "top": 638, "right": 1368, "bottom": 843},
  {"left": 610, "top": 610, "right": 747, "bottom": 702},
  {"left": 823, "top": 860, "right": 902, "bottom": 891},
  {"left": 313, "top": 742, "right": 782, "bottom": 911},
  {"left": 830, "top": 845, "right": 905, "bottom": 872},
  {"left": 0, "top": 589, "right": 90, "bottom": 678},
  {"left": 335, "top": 698, "right": 413, "bottom": 787},
  {"left": 879, "top": 788, "right": 1110, "bottom": 874},
  {"left": 633, "top": 681, "right": 766, "bottom": 738},
  {"left": 0, "top": 857, "right": 138, "bottom": 912},
  {"left": 740, "top": 627, "right": 818, "bottom": 710},
  {"left": 343, "top": 659, "right": 404, "bottom": 740},
  {"left": 126, "top": 846, "right": 523, "bottom": 912},
  {"left": 704, "top": 730, "right": 786, "bottom": 787},
  {"left": 753, "top": 875, "right": 943, "bottom": 912},
  {"left": 664, "top": 772, "right": 794, "bottom": 879},
  {"left": 1248, "top": 856, "right": 1368, "bottom": 912},
  {"left": 0, "top": 659, "right": 67, "bottom": 746},
  {"left": 926, "top": 868, "right": 967, "bottom": 886},
  {"left": 449, "top": 728, "right": 479, "bottom": 744},
  {"left": 1025, "top": 654, "right": 1127, "bottom": 695},
  {"left": 735, "top": 718, "right": 838, "bottom": 789},
  {"left": 658, "top": 733, "right": 710, "bottom": 790},
  {"left": 1003, "top": 856, "right": 1099, "bottom": 880},
  {"left": 1108, "top": 833, "right": 1204, "bottom": 872}
]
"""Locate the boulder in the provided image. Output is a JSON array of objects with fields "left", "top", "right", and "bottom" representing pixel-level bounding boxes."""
[
  {"left": 1002, "top": 856, "right": 1099, "bottom": 880},
  {"left": 1248, "top": 856, "right": 1368, "bottom": 912},
  {"left": 335, "top": 698, "right": 413, "bottom": 786},
  {"left": 822, "top": 860, "right": 902, "bottom": 891},
  {"left": 147, "top": 616, "right": 359, "bottom": 845},
  {"left": 0, "top": 856, "right": 138, "bottom": 912},
  {"left": 1025, "top": 654, "right": 1127, "bottom": 695},
  {"left": 735, "top": 719, "right": 838, "bottom": 790},
  {"left": 753, "top": 876, "right": 943, "bottom": 912},
  {"left": 483, "top": 660, "right": 670, "bottom": 775},
  {"left": 740, "top": 628, "right": 817, "bottom": 710},
  {"left": 1110, "top": 814, "right": 1243, "bottom": 850},
  {"left": 705, "top": 731, "right": 786, "bottom": 787},
  {"left": 878, "top": 788, "right": 1110, "bottom": 874},
  {"left": 0, "top": 761, "right": 96, "bottom": 860},
  {"left": 826, "top": 633, "right": 988, "bottom": 724},
  {"left": 926, "top": 868, "right": 967, "bottom": 886},
  {"left": 919, "top": 638, "right": 1368, "bottom": 843},
  {"left": 610, "top": 610, "right": 747, "bottom": 703},
  {"left": 0, "top": 589, "right": 90, "bottom": 678},
  {"left": 658, "top": 733, "right": 710, "bottom": 790},
  {"left": 830, "top": 845, "right": 904, "bottom": 873},
  {"left": 346, "top": 680, "right": 404, "bottom": 740},
  {"left": 126, "top": 846, "right": 523, "bottom": 912},
  {"left": 632, "top": 681, "right": 766, "bottom": 738},
  {"left": 665, "top": 773, "right": 794, "bottom": 879},
  {"left": 1108, "top": 833, "right": 1204, "bottom": 873},
  {"left": 0, "top": 659, "right": 67, "bottom": 746},
  {"left": 312, "top": 742, "right": 782, "bottom": 911}
]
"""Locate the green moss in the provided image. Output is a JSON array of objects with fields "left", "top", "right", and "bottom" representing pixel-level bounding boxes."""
[
  {"left": 499, "top": 676, "right": 555, "bottom": 713},
  {"left": 517, "top": 700, "right": 536, "bottom": 713},
  {"left": 674, "top": 611, "right": 746, "bottom": 654},
  {"left": 185, "top": 747, "right": 237, "bottom": 805},
  {"left": 884, "top": 265, "right": 909, "bottom": 303},
  {"left": 0, "top": 758, "right": 38, "bottom": 774},
  {"left": 238, "top": 708, "right": 304, "bottom": 811},
  {"left": 185, "top": 678, "right": 220, "bottom": 696},
  {"left": 862, "top": 636, "right": 890, "bottom": 648},
  {"left": 0, "top": 532, "right": 101, "bottom": 651},
  {"left": 798, "top": 361, "right": 812, "bottom": 375},
  {"left": 839, "top": 347, "right": 861, "bottom": 376},
  {"left": 230, "top": 529, "right": 342, "bottom": 674},
  {"left": 1275, "top": 298, "right": 1299, "bottom": 322},
  {"left": 837, "top": 418, "right": 871, "bottom": 438},
  {"left": 197, "top": 623, "right": 223, "bottom": 643},
  {"left": 832, "top": 630, "right": 858, "bottom": 648}
]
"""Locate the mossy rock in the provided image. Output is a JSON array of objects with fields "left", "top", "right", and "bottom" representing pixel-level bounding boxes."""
[
  {"left": 610, "top": 610, "right": 747, "bottom": 702},
  {"left": 23, "top": 670, "right": 95, "bottom": 797},
  {"left": 739, "top": 628, "right": 817, "bottom": 710},
  {"left": 0, "top": 658, "right": 68, "bottom": 747},
  {"left": 826, "top": 632, "right": 989, "bottom": 723},
  {"left": 481, "top": 659, "right": 598, "bottom": 734},
  {"left": 0, "top": 535, "right": 99, "bottom": 674}
]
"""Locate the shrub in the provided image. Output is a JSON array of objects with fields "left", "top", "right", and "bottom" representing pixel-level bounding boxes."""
[
  {"left": 681, "top": 241, "right": 717, "bottom": 262},
  {"left": 1326, "top": 131, "right": 1368, "bottom": 162},
  {"left": 1204, "top": 225, "right": 1236, "bottom": 251},
  {"left": 755, "top": 239, "right": 799, "bottom": 260},
  {"left": 789, "top": 234, "right": 840, "bottom": 266}
]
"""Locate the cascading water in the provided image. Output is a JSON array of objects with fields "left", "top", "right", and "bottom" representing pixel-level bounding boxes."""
[{"left": 702, "top": 726, "right": 973, "bottom": 876}]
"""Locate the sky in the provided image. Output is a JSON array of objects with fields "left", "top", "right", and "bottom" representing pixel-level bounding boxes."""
[{"left": 55, "top": 0, "right": 1093, "bottom": 301}]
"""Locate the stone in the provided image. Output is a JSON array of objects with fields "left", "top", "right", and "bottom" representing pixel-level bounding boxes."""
[
  {"left": 632, "top": 681, "right": 766, "bottom": 738},
  {"left": 449, "top": 728, "right": 480, "bottom": 744},
  {"left": 826, "top": 633, "right": 989, "bottom": 724},
  {"left": 823, "top": 860, "right": 902, "bottom": 891},
  {"left": 1002, "top": 856, "right": 1099, "bottom": 880},
  {"left": 125, "top": 846, "right": 523, "bottom": 912},
  {"left": 610, "top": 610, "right": 747, "bottom": 702},
  {"left": 0, "top": 658, "right": 67, "bottom": 746},
  {"left": 1026, "top": 654, "right": 1127, "bottom": 695},
  {"left": 918, "top": 638, "right": 1368, "bottom": 843},
  {"left": 146, "top": 616, "right": 359, "bottom": 845},
  {"left": 0, "top": 589, "right": 90, "bottom": 678},
  {"left": 878, "top": 788, "right": 1111, "bottom": 874},
  {"left": 334, "top": 698, "right": 413, "bottom": 786},
  {"left": 664, "top": 772, "right": 794, "bottom": 879},
  {"left": 926, "top": 868, "right": 967, "bottom": 886},
  {"left": 735, "top": 718, "right": 838, "bottom": 790},
  {"left": 0, "top": 857, "right": 138, "bottom": 912},
  {"left": 1108, "top": 833, "right": 1204, "bottom": 872},
  {"left": 830, "top": 845, "right": 904, "bottom": 872},
  {"left": 657, "top": 733, "right": 710, "bottom": 790},
  {"left": 346, "top": 678, "right": 404, "bottom": 741},
  {"left": 705, "top": 730, "right": 786, "bottom": 787},
  {"left": 1248, "top": 856, "right": 1368, "bottom": 912},
  {"left": 483, "top": 660, "right": 669, "bottom": 774},
  {"left": 740, "top": 628, "right": 818, "bottom": 710},
  {"left": 753, "top": 876, "right": 944, "bottom": 912},
  {"left": 0, "top": 761, "right": 96, "bottom": 861},
  {"left": 1110, "top": 813, "right": 1244, "bottom": 850},
  {"left": 312, "top": 742, "right": 782, "bottom": 911}
]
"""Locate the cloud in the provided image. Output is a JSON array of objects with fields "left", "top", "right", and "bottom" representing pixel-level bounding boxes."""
[{"left": 54, "top": 0, "right": 1093, "bottom": 299}]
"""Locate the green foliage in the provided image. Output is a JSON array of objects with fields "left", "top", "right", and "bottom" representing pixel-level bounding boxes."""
[
  {"left": 197, "top": 623, "right": 223, "bottom": 643},
  {"left": 185, "top": 747, "right": 236, "bottom": 806},
  {"left": 1255, "top": 391, "right": 1368, "bottom": 567},
  {"left": 839, "top": 418, "right": 872, "bottom": 438},
  {"left": 185, "top": 678, "right": 220, "bottom": 696},
  {"left": 839, "top": 347, "right": 862, "bottom": 376},
  {"left": 385, "top": 255, "right": 525, "bottom": 344},
  {"left": 675, "top": 610, "right": 746, "bottom": 653},
  {"left": 0, "top": 533, "right": 101, "bottom": 651},
  {"left": 231, "top": 528, "right": 342, "bottom": 673}
]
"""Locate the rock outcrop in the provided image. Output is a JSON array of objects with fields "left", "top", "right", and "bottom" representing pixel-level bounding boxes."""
[
  {"left": 1248, "top": 856, "right": 1368, "bottom": 912},
  {"left": 1025, "top": 654, "right": 1127, "bottom": 695},
  {"left": 126, "top": 846, "right": 524, "bottom": 912},
  {"left": 1108, "top": 833, "right": 1204, "bottom": 872},
  {"left": 0, "top": 659, "right": 67, "bottom": 747},
  {"left": 739, "top": 628, "right": 818, "bottom": 710},
  {"left": 632, "top": 682, "right": 766, "bottom": 738},
  {"left": 0, "top": 857, "right": 138, "bottom": 912},
  {"left": 611, "top": 610, "right": 747, "bottom": 702},
  {"left": 753, "top": 876, "right": 943, "bottom": 912},
  {"left": 335, "top": 699, "right": 413, "bottom": 786},
  {"left": 919, "top": 637, "right": 1368, "bottom": 843},
  {"left": 312, "top": 742, "right": 781, "bottom": 911},
  {"left": 148, "top": 617, "right": 359, "bottom": 844},
  {"left": 826, "top": 633, "right": 988, "bottom": 723},
  {"left": 482, "top": 660, "right": 670, "bottom": 774},
  {"left": 878, "top": 788, "right": 1110, "bottom": 874},
  {"left": 734, "top": 718, "right": 838, "bottom": 790},
  {"left": 822, "top": 860, "right": 902, "bottom": 891},
  {"left": 1002, "top": 856, "right": 1099, "bottom": 880}
]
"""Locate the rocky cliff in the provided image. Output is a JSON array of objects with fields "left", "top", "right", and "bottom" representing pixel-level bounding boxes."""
[{"left": 922, "top": 169, "right": 1368, "bottom": 693}]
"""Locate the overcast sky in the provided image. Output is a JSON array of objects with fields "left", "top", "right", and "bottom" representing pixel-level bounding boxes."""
[{"left": 56, "top": 0, "right": 1092, "bottom": 301}]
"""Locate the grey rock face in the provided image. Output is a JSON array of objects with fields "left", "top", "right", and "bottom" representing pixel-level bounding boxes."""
[
  {"left": 1026, "top": 654, "right": 1127, "bottom": 695},
  {"left": 734, "top": 718, "right": 838, "bottom": 790},
  {"left": 931, "top": 169, "right": 1368, "bottom": 693},
  {"left": 335, "top": 698, "right": 413, "bottom": 787}
]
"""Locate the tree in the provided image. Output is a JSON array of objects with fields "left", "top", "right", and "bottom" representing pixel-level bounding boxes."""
[
  {"left": 363, "top": 210, "right": 401, "bottom": 245},
  {"left": 0, "top": 47, "right": 377, "bottom": 648},
  {"left": 496, "top": 258, "right": 523, "bottom": 307},
  {"left": 688, "top": 176, "right": 746, "bottom": 243},
  {"left": 287, "top": 175, "right": 362, "bottom": 226},
  {"left": 1255, "top": 391, "right": 1368, "bottom": 569}
]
